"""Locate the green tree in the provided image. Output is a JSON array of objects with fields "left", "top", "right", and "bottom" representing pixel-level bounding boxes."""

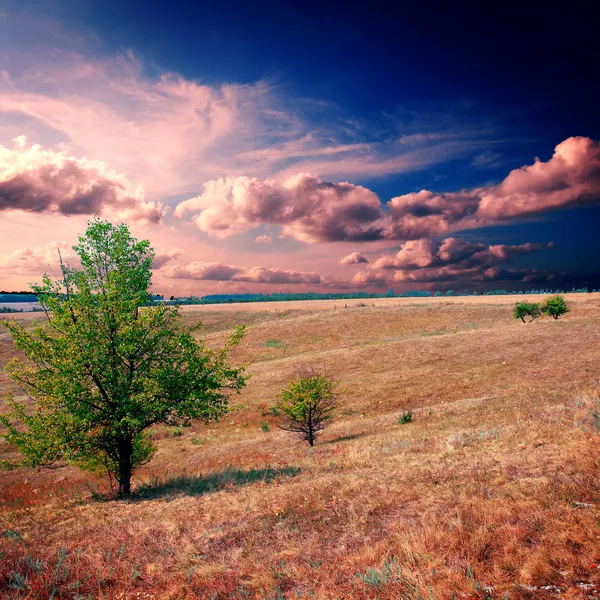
[
  {"left": 0, "top": 219, "right": 246, "bottom": 497},
  {"left": 276, "top": 367, "right": 338, "bottom": 446},
  {"left": 541, "top": 294, "right": 569, "bottom": 319},
  {"left": 514, "top": 302, "right": 542, "bottom": 323}
]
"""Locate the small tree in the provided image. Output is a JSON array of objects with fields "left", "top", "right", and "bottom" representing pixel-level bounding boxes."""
[
  {"left": 276, "top": 367, "right": 337, "bottom": 446},
  {"left": 0, "top": 219, "right": 246, "bottom": 497},
  {"left": 541, "top": 295, "right": 569, "bottom": 319},
  {"left": 514, "top": 302, "right": 542, "bottom": 323}
]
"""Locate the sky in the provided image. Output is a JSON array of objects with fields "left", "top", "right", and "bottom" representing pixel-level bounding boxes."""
[{"left": 1, "top": 0, "right": 599, "bottom": 295}]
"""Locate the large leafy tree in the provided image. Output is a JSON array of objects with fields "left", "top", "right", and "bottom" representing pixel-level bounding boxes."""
[{"left": 0, "top": 219, "right": 246, "bottom": 497}]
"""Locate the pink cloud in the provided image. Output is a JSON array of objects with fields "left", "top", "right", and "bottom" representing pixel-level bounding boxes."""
[
  {"left": 369, "top": 238, "right": 549, "bottom": 271},
  {"left": 163, "top": 260, "right": 324, "bottom": 285},
  {"left": 235, "top": 266, "right": 322, "bottom": 285},
  {"left": 174, "top": 173, "right": 385, "bottom": 243},
  {"left": 0, "top": 137, "right": 164, "bottom": 223},
  {"left": 0, "top": 241, "right": 78, "bottom": 276},
  {"left": 151, "top": 248, "right": 181, "bottom": 269},
  {"left": 163, "top": 262, "right": 244, "bottom": 281},
  {"left": 387, "top": 136, "right": 600, "bottom": 238},
  {"left": 175, "top": 137, "right": 600, "bottom": 243},
  {"left": 339, "top": 251, "right": 369, "bottom": 265}
]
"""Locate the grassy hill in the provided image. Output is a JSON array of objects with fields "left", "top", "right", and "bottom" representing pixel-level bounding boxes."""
[{"left": 1, "top": 294, "right": 599, "bottom": 598}]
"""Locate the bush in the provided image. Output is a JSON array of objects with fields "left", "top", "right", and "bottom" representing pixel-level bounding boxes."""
[
  {"left": 514, "top": 302, "right": 542, "bottom": 323},
  {"left": 398, "top": 410, "right": 413, "bottom": 424},
  {"left": 260, "top": 421, "right": 270, "bottom": 432},
  {"left": 541, "top": 295, "right": 569, "bottom": 319},
  {"left": 276, "top": 367, "right": 338, "bottom": 446}
]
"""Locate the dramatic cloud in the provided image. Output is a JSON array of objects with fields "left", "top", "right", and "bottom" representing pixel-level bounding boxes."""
[
  {"left": 339, "top": 252, "right": 369, "bottom": 265},
  {"left": 176, "top": 137, "right": 600, "bottom": 243},
  {"left": 387, "top": 136, "right": 600, "bottom": 238},
  {"left": 0, "top": 137, "right": 164, "bottom": 223},
  {"left": 369, "top": 238, "right": 550, "bottom": 271},
  {"left": 174, "top": 173, "right": 386, "bottom": 243},
  {"left": 361, "top": 237, "right": 552, "bottom": 284},
  {"left": 162, "top": 261, "right": 323, "bottom": 285}
]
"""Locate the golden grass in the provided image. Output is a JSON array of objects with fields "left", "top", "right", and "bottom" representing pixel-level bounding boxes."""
[{"left": 1, "top": 294, "right": 600, "bottom": 598}]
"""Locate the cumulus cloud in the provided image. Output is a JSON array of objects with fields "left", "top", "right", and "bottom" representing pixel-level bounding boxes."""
[
  {"left": 0, "top": 137, "right": 164, "bottom": 223},
  {"left": 151, "top": 249, "right": 181, "bottom": 269},
  {"left": 235, "top": 266, "right": 322, "bottom": 285},
  {"left": 0, "top": 241, "right": 78, "bottom": 275},
  {"left": 175, "top": 137, "right": 600, "bottom": 243},
  {"left": 162, "top": 262, "right": 244, "bottom": 281},
  {"left": 365, "top": 237, "right": 552, "bottom": 284},
  {"left": 174, "top": 173, "right": 386, "bottom": 243},
  {"left": 339, "top": 252, "right": 369, "bottom": 265},
  {"left": 369, "top": 238, "right": 549, "bottom": 271},
  {"left": 162, "top": 261, "right": 322, "bottom": 285},
  {"left": 387, "top": 136, "right": 600, "bottom": 238}
]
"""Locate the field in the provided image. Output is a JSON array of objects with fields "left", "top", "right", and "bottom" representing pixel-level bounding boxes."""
[{"left": 1, "top": 294, "right": 600, "bottom": 599}]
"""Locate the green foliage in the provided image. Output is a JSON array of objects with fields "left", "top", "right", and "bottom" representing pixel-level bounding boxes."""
[
  {"left": 0, "top": 219, "right": 246, "bottom": 497},
  {"left": 397, "top": 410, "right": 413, "bottom": 424},
  {"left": 276, "top": 367, "right": 338, "bottom": 446},
  {"left": 513, "top": 302, "right": 542, "bottom": 323},
  {"left": 541, "top": 294, "right": 569, "bottom": 319},
  {"left": 260, "top": 421, "right": 270, "bottom": 432}
]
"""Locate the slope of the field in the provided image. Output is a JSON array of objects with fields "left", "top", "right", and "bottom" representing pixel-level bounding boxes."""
[{"left": 1, "top": 294, "right": 600, "bottom": 599}]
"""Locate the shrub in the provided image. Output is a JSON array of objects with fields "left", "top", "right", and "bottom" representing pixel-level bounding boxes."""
[
  {"left": 398, "top": 410, "right": 413, "bottom": 424},
  {"left": 260, "top": 421, "right": 270, "bottom": 432},
  {"left": 514, "top": 302, "right": 542, "bottom": 323},
  {"left": 541, "top": 294, "right": 569, "bottom": 319},
  {"left": 276, "top": 367, "right": 338, "bottom": 446}
]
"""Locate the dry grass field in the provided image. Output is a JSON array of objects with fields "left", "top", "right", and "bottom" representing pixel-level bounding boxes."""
[{"left": 1, "top": 294, "right": 600, "bottom": 599}]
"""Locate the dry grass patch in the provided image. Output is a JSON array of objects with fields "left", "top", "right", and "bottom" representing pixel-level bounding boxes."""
[{"left": 1, "top": 295, "right": 600, "bottom": 598}]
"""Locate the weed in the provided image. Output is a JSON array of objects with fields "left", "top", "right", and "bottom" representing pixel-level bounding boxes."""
[
  {"left": 356, "top": 556, "right": 402, "bottom": 588},
  {"left": 260, "top": 421, "right": 270, "bottom": 432},
  {"left": 265, "top": 339, "right": 283, "bottom": 348},
  {"left": 398, "top": 410, "right": 413, "bottom": 424}
]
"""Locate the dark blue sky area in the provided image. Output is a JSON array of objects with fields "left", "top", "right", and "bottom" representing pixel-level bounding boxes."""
[
  {"left": 3, "top": 0, "right": 598, "bottom": 288},
  {"left": 48, "top": 0, "right": 598, "bottom": 141}
]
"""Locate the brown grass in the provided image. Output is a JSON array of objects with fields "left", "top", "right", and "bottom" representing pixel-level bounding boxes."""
[{"left": 1, "top": 294, "right": 600, "bottom": 599}]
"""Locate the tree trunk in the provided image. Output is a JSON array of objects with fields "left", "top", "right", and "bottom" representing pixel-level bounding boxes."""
[
  {"left": 308, "top": 421, "right": 314, "bottom": 446},
  {"left": 118, "top": 437, "right": 133, "bottom": 498}
]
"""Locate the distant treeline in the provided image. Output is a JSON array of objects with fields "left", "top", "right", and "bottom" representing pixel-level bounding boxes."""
[
  {"left": 2, "top": 287, "right": 595, "bottom": 307},
  {"left": 0, "top": 293, "right": 38, "bottom": 302},
  {"left": 158, "top": 287, "right": 595, "bottom": 305}
]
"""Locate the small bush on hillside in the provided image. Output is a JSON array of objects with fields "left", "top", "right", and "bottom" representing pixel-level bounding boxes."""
[
  {"left": 260, "top": 421, "right": 270, "bottom": 432},
  {"left": 276, "top": 366, "right": 338, "bottom": 446},
  {"left": 398, "top": 410, "right": 413, "bottom": 424},
  {"left": 514, "top": 302, "right": 542, "bottom": 323},
  {"left": 541, "top": 295, "right": 569, "bottom": 319}
]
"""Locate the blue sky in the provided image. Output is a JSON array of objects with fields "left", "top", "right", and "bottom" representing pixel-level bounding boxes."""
[{"left": 0, "top": 0, "right": 598, "bottom": 293}]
